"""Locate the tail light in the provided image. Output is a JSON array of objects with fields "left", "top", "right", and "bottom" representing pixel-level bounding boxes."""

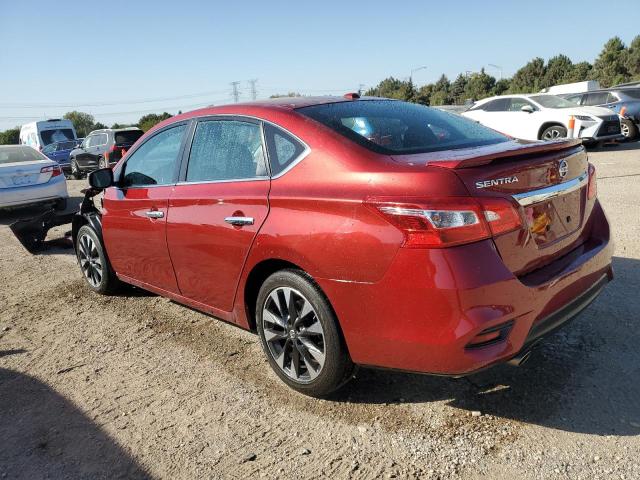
[
  {"left": 41, "top": 165, "right": 62, "bottom": 177},
  {"left": 104, "top": 144, "right": 118, "bottom": 164},
  {"left": 587, "top": 163, "right": 597, "bottom": 200},
  {"left": 366, "top": 196, "right": 522, "bottom": 248}
]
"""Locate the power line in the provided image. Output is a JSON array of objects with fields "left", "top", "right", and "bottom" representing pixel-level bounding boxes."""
[
  {"left": 230, "top": 81, "right": 241, "bottom": 103},
  {"left": 0, "top": 89, "right": 231, "bottom": 109},
  {"left": 248, "top": 79, "right": 258, "bottom": 101}
]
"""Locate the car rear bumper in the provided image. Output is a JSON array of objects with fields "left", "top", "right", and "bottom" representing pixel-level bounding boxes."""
[
  {"left": 317, "top": 199, "right": 613, "bottom": 375},
  {"left": 0, "top": 175, "right": 68, "bottom": 209}
]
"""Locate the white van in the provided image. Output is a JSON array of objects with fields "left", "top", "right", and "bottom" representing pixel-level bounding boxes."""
[{"left": 19, "top": 119, "right": 77, "bottom": 151}]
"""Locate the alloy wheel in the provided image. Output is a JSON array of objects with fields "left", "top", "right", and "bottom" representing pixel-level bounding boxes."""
[
  {"left": 78, "top": 233, "right": 103, "bottom": 287},
  {"left": 543, "top": 128, "right": 564, "bottom": 140},
  {"left": 621, "top": 122, "right": 630, "bottom": 138},
  {"left": 262, "top": 287, "right": 326, "bottom": 383}
]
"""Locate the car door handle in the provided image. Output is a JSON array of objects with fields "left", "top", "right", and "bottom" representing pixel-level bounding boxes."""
[
  {"left": 145, "top": 210, "right": 164, "bottom": 219},
  {"left": 224, "top": 216, "right": 254, "bottom": 226}
]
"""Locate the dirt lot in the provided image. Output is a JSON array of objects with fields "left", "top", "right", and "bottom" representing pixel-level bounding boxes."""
[{"left": 1, "top": 143, "right": 639, "bottom": 480}]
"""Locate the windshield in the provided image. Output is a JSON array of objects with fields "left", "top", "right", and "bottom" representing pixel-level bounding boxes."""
[
  {"left": 0, "top": 146, "right": 48, "bottom": 164},
  {"left": 297, "top": 100, "right": 509, "bottom": 155},
  {"left": 529, "top": 95, "right": 576, "bottom": 109},
  {"left": 58, "top": 140, "right": 77, "bottom": 150},
  {"left": 40, "top": 128, "right": 76, "bottom": 145},
  {"left": 621, "top": 89, "right": 640, "bottom": 100}
]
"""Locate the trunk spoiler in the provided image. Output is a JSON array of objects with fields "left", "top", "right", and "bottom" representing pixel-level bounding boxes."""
[{"left": 396, "top": 139, "right": 583, "bottom": 169}]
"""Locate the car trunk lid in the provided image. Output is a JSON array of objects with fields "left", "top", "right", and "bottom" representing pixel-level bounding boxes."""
[
  {"left": 392, "top": 139, "right": 591, "bottom": 276},
  {"left": 0, "top": 160, "right": 56, "bottom": 189}
]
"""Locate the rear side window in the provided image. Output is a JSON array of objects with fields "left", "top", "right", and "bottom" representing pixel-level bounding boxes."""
[
  {"left": 297, "top": 100, "right": 508, "bottom": 155},
  {"left": 263, "top": 124, "right": 306, "bottom": 176},
  {"left": 186, "top": 120, "right": 267, "bottom": 182},
  {"left": 622, "top": 89, "right": 640, "bottom": 100},
  {"left": 583, "top": 92, "right": 610, "bottom": 106},
  {"left": 122, "top": 124, "right": 186, "bottom": 187},
  {"left": 477, "top": 98, "right": 510, "bottom": 112},
  {"left": 40, "top": 128, "right": 75, "bottom": 145},
  {"left": 115, "top": 130, "right": 143, "bottom": 144}
]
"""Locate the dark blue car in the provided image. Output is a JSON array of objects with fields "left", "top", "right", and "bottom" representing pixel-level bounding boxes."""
[{"left": 41, "top": 140, "right": 78, "bottom": 173}]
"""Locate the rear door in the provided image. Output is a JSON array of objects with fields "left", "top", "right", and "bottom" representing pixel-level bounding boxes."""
[
  {"left": 102, "top": 123, "right": 188, "bottom": 292},
  {"left": 166, "top": 117, "right": 270, "bottom": 312}
]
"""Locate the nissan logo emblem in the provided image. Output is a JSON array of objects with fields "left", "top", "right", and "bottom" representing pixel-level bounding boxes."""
[{"left": 558, "top": 160, "right": 569, "bottom": 179}]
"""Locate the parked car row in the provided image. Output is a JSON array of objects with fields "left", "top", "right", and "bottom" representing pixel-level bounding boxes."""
[{"left": 462, "top": 93, "right": 623, "bottom": 145}]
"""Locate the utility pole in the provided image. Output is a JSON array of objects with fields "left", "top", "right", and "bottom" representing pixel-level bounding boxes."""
[
  {"left": 358, "top": 84, "right": 365, "bottom": 96},
  {"left": 248, "top": 79, "right": 258, "bottom": 101},
  {"left": 230, "top": 81, "right": 241, "bottom": 103},
  {"left": 410, "top": 65, "right": 428, "bottom": 84},
  {"left": 488, "top": 64, "right": 503, "bottom": 80}
]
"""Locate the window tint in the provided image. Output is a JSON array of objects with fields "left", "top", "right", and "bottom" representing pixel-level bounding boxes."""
[
  {"left": 186, "top": 120, "right": 267, "bottom": 182},
  {"left": 583, "top": 92, "right": 609, "bottom": 106},
  {"left": 42, "top": 144, "right": 54, "bottom": 154},
  {"left": 85, "top": 136, "right": 97, "bottom": 147},
  {"left": 115, "top": 130, "right": 143, "bottom": 144},
  {"left": 122, "top": 124, "right": 186, "bottom": 187},
  {"left": 481, "top": 98, "right": 510, "bottom": 112},
  {"left": 507, "top": 98, "right": 536, "bottom": 112},
  {"left": 298, "top": 100, "right": 508, "bottom": 155},
  {"left": 0, "top": 146, "right": 47, "bottom": 164},
  {"left": 565, "top": 94, "right": 582, "bottom": 105},
  {"left": 622, "top": 89, "right": 640, "bottom": 100},
  {"left": 264, "top": 124, "right": 306, "bottom": 175}
]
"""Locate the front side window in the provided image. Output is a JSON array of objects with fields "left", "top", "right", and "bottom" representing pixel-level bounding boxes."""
[
  {"left": 583, "top": 93, "right": 609, "bottom": 106},
  {"left": 264, "top": 124, "right": 306, "bottom": 176},
  {"left": 121, "top": 124, "right": 186, "bottom": 187},
  {"left": 507, "top": 98, "right": 537, "bottom": 112},
  {"left": 297, "top": 100, "right": 508, "bottom": 155},
  {"left": 528, "top": 95, "right": 575, "bottom": 109},
  {"left": 85, "top": 135, "right": 97, "bottom": 147},
  {"left": 186, "top": 120, "right": 267, "bottom": 182}
]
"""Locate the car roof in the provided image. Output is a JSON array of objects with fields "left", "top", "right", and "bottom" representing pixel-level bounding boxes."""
[{"left": 89, "top": 127, "right": 143, "bottom": 134}]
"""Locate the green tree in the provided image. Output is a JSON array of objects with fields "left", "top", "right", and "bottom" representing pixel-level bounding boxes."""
[
  {"left": 592, "top": 36, "right": 630, "bottom": 87},
  {"left": 492, "top": 78, "right": 511, "bottom": 96},
  {"left": 543, "top": 54, "right": 573, "bottom": 88},
  {"left": 562, "top": 61, "right": 593, "bottom": 83},
  {"left": 625, "top": 35, "right": 640, "bottom": 80},
  {"left": 365, "top": 77, "right": 415, "bottom": 101},
  {"left": 0, "top": 127, "right": 20, "bottom": 145},
  {"left": 429, "top": 74, "right": 451, "bottom": 105},
  {"left": 450, "top": 74, "right": 468, "bottom": 104},
  {"left": 509, "top": 57, "right": 546, "bottom": 93},
  {"left": 414, "top": 83, "right": 433, "bottom": 105},
  {"left": 464, "top": 69, "right": 496, "bottom": 101},
  {"left": 63, "top": 111, "right": 95, "bottom": 137},
  {"left": 93, "top": 122, "right": 107, "bottom": 130},
  {"left": 137, "top": 112, "right": 172, "bottom": 132}
]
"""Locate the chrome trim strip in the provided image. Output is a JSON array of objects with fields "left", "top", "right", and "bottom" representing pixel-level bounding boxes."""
[{"left": 513, "top": 172, "right": 588, "bottom": 206}]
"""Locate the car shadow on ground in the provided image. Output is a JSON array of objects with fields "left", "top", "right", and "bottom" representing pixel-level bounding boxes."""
[
  {"left": 0, "top": 358, "right": 152, "bottom": 479},
  {"left": 333, "top": 255, "right": 639, "bottom": 437},
  {"left": 0, "top": 195, "right": 84, "bottom": 227},
  {"left": 589, "top": 139, "right": 640, "bottom": 152}
]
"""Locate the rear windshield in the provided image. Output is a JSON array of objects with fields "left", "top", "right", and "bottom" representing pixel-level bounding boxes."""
[
  {"left": 40, "top": 128, "right": 76, "bottom": 145},
  {"left": 0, "top": 146, "right": 47, "bottom": 164},
  {"left": 297, "top": 100, "right": 508, "bottom": 155},
  {"left": 115, "top": 130, "right": 143, "bottom": 144},
  {"left": 621, "top": 88, "right": 640, "bottom": 100}
]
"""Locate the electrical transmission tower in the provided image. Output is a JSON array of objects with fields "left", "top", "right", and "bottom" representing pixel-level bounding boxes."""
[
  {"left": 230, "top": 81, "right": 241, "bottom": 103},
  {"left": 248, "top": 79, "right": 258, "bottom": 100}
]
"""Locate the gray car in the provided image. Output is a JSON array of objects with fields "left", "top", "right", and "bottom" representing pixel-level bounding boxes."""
[{"left": 564, "top": 88, "right": 640, "bottom": 141}]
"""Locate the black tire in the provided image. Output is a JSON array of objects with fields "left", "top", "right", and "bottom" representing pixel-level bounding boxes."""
[
  {"left": 621, "top": 118, "right": 639, "bottom": 141},
  {"left": 256, "top": 269, "right": 354, "bottom": 397},
  {"left": 98, "top": 156, "right": 107, "bottom": 169},
  {"left": 540, "top": 125, "right": 567, "bottom": 141},
  {"left": 70, "top": 159, "right": 82, "bottom": 180},
  {"left": 75, "top": 225, "right": 121, "bottom": 295}
]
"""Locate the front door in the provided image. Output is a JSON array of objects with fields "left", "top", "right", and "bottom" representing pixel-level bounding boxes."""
[
  {"left": 102, "top": 123, "right": 188, "bottom": 292},
  {"left": 166, "top": 118, "right": 270, "bottom": 312}
]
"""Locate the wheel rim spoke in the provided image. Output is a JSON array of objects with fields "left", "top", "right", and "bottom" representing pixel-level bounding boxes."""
[{"left": 262, "top": 286, "right": 326, "bottom": 384}]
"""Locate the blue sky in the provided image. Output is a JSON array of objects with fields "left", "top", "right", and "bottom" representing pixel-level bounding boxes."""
[{"left": 0, "top": 0, "right": 638, "bottom": 130}]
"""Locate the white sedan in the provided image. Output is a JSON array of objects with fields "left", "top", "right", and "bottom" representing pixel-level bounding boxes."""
[
  {"left": 0, "top": 145, "right": 68, "bottom": 210},
  {"left": 462, "top": 94, "right": 623, "bottom": 144}
]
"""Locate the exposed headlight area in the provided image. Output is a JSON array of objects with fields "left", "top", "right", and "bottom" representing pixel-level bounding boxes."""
[{"left": 574, "top": 115, "right": 596, "bottom": 122}]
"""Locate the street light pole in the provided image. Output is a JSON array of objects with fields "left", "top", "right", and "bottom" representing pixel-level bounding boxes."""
[
  {"left": 488, "top": 64, "right": 503, "bottom": 80},
  {"left": 410, "top": 65, "right": 428, "bottom": 84}
]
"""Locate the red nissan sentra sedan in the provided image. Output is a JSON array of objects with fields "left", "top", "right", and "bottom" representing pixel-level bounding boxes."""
[{"left": 73, "top": 95, "right": 613, "bottom": 397}]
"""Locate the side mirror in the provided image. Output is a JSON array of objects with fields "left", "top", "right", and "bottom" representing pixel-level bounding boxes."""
[
  {"left": 88, "top": 168, "right": 114, "bottom": 190},
  {"left": 521, "top": 105, "right": 534, "bottom": 113}
]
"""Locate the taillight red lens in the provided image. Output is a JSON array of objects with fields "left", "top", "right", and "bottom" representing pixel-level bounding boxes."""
[
  {"left": 40, "top": 165, "right": 62, "bottom": 177},
  {"left": 587, "top": 163, "right": 597, "bottom": 200},
  {"left": 366, "top": 196, "right": 522, "bottom": 248}
]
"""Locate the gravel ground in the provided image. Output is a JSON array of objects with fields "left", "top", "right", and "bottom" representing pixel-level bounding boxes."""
[{"left": 1, "top": 142, "right": 639, "bottom": 479}]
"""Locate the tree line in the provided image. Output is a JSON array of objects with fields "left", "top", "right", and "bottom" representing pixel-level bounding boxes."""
[
  {"left": 1, "top": 35, "right": 638, "bottom": 145},
  {"left": 0, "top": 111, "right": 174, "bottom": 145},
  {"left": 365, "top": 36, "right": 638, "bottom": 106}
]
